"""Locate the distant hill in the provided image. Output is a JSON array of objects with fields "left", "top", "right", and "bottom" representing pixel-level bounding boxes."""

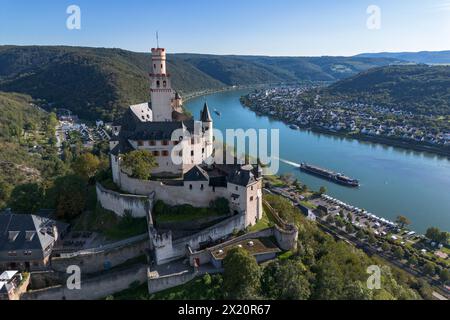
[
  {"left": 356, "top": 51, "right": 450, "bottom": 65},
  {"left": 0, "top": 46, "right": 399, "bottom": 121},
  {"left": 325, "top": 64, "right": 450, "bottom": 116}
]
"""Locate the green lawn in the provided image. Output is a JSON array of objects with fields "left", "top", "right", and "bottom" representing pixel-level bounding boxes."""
[
  {"left": 248, "top": 210, "right": 276, "bottom": 232},
  {"left": 110, "top": 274, "right": 224, "bottom": 300},
  {"left": 300, "top": 200, "right": 317, "bottom": 210},
  {"left": 73, "top": 205, "right": 148, "bottom": 241}
]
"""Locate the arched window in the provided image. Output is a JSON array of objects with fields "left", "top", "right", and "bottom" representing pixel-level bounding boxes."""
[
  {"left": 156, "top": 80, "right": 160, "bottom": 88},
  {"left": 163, "top": 80, "right": 167, "bottom": 87}
]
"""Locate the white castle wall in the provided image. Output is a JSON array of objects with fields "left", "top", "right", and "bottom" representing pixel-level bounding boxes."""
[
  {"left": 119, "top": 171, "right": 233, "bottom": 208},
  {"left": 151, "top": 213, "right": 246, "bottom": 265},
  {"left": 96, "top": 183, "right": 153, "bottom": 218}
]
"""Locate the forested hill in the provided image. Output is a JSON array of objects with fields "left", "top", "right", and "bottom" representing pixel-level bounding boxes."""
[
  {"left": 0, "top": 45, "right": 398, "bottom": 120},
  {"left": 356, "top": 51, "right": 450, "bottom": 65},
  {"left": 325, "top": 65, "right": 450, "bottom": 116}
]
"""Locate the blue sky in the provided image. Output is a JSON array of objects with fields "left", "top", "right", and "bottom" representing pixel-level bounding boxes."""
[{"left": 1, "top": 0, "right": 450, "bottom": 56}]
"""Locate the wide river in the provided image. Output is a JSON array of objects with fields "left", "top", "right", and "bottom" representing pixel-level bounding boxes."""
[{"left": 185, "top": 89, "right": 450, "bottom": 234}]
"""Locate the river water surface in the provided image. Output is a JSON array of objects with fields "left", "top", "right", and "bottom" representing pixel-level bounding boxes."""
[{"left": 185, "top": 89, "right": 450, "bottom": 233}]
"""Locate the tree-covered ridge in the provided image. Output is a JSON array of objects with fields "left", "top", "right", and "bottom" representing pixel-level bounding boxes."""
[
  {"left": 0, "top": 91, "right": 63, "bottom": 207},
  {"left": 325, "top": 65, "right": 450, "bottom": 116},
  {"left": 0, "top": 46, "right": 398, "bottom": 121}
]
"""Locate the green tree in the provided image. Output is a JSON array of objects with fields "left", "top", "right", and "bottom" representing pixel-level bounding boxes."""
[
  {"left": 319, "top": 186, "right": 327, "bottom": 195},
  {"left": 345, "top": 224, "right": 355, "bottom": 234},
  {"left": 313, "top": 259, "right": 345, "bottom": 300},
  {"left": 261, "top": 260, "right": 311, "bottom": 300},
  {"left": 367, "top": 232, "right": 377, "bottom": 245},
  {"left": 8, "top": 183, "right": 44, "bottom": 213},
  {"left": 425, "top": 227, "right": 449, "bottom": 244},
  {"left": 356, "top": 229, "right": 365, "bottom": 239},
  {"left": 72, "top": 152, "right": 102, "bottom": 181},
  {"left": 393, "top": 246, "right": 405, "bottom": 259},
  {"left": 439, "top": 268, "right": 450, "bottom": 283},
  {"left": 408, "top": 255, "right": 418, "bottom": 266},
  {"left": 343, "top": 281, "right": 372, "bottom": 300},
  {"left": 223, "top": 247, "right": 261, "bottom": 299},
  {"left": 0, "top": 179, "right": 13, "bottom": 207},
  {"left": 395, "top": 215, "right": 411, "bottom": 229},
  {"left": 50, "top": 175, "right": 87, "bottom": 221},
  {"left": 423, "top": 262, "right": 436, "bottom": 276},
  {"left": 122, "top": 150, "right": 157, "bottom": 180},
  {"left": 381, "top": 242, "right": 391, "bottom": 252}
]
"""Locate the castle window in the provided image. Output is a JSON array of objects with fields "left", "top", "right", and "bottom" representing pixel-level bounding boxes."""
[
  {"left": 163, "top": 80, "right": 167, "bottom": 87},
  {"left": 189, "top": 184, "right": 193, "bottom": 190},
  {"left": 152, "top": 151, "right": 160, "bottom": 157},
  {"left": 191, "top": 150, "right": 194, "bottom": 157},
  {"left": 156, "top": 80, "right": 160, "bottom": 87},
  {"left": 212, "top": 187, "right": 215, "bottom": 192},
  {"left": 235, "top": 186, "right": 238, "bottom": 191},
  {"left": 200, "top": 184, "right": 204, "bottom": 190},
  {"left": 250, "top": 196, "right": 254, "bottom": 201},
  {"left": 251, "top": 186, "right": 254, "bottom": 191},
  {"left": 162, "top": 151, "right": 169, "bottom": 157},
  {"left": 137, "top": 140, "right": 144, "bottom": 146},
  {"left": 191, "top": 138, "right": 195, "bottom": 144},
  {"left": 162, "top": 140, "right": 169, "bottom": 146},
  {"left": 154, "top": 64, "right": 156, "bottom": 69},
  {"left": 179, "top": 151, "right": 183, "bottom": 157},
  {"left": 202, "top": 148, "right": 205, "bottom": 154},
  {"left": 150, "top": 140, "right": 156, "bottom": 146},
  {"left": 173, "top": 141, "right": 179, "bottom": 145}
]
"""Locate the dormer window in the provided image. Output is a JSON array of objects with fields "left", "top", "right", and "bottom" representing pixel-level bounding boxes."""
[
  {"left": 8, "top": 231, "right": 20, "bottom": 242},
  {"left": 25, "top": 231, "right": 36, "bottom": 241}
]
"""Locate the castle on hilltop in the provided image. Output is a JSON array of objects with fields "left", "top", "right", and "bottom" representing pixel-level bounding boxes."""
[{"left": 99, "top": 47, "right": 273, "bottom": 265}]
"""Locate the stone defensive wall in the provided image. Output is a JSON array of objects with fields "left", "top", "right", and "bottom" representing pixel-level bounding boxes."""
[
  {"left": 187, "top": 225, "right": 297, "bottom": 266},
  {"left": 21, "top": 264, "right": 148, "bottom": 300},
  {"left": 51, "top": 234, "right": 149, "bottom": 274},
  {"left": 147, "top": 268, "right": 198, "bottom": 294},
  {"left": 96, "top": 182, "right": 154, "bottom": 218},
  {"left": 118, "top": 171, "right": 228, "bottom": 207},
  {"left": 151, "top": 213, "right": 247, "bottom": 265}
]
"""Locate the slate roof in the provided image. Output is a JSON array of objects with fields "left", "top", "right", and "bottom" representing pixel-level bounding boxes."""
[
  {"left": 184, "top": 165, "right": 209, "bottom": 182},
  {"left": 183, "top": 164, "right": 261, "bottom": 187},
  {"left": 200, "top": 102, "right": 213, "bottom": 122},
  {"left": 0, "top": 214, "right": 64, "bottom": 261}
]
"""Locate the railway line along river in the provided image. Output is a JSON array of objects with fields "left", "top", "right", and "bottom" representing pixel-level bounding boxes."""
[{"left": 186, "top": 89, "right": 450, "bottom": 234}]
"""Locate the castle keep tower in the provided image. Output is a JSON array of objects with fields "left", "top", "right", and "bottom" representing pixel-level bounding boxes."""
[{"left": 150, "top": 48, "right": 174, "bottom": 121}]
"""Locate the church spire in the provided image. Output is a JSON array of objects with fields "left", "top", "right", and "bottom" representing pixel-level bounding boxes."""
[{"left": 200, "top": 102, "right": 213, "bottom": 122}]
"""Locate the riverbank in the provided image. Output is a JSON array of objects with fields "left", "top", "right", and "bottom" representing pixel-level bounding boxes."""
[{"left": 242, "top": 98, "right": 450, "bottom": 158}]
